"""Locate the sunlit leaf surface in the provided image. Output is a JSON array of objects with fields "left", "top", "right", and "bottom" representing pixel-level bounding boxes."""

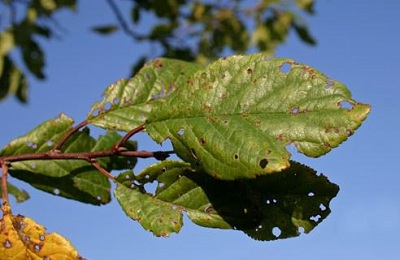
[
  {"left": 146, "top": 54, "right": 371, "bottom": 179},
  {"left": 87, "top": 58, "right": 202, "bottom": 131}
]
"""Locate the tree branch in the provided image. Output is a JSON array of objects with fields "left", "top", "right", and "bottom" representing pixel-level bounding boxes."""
[{"left": 105, "top": 0, "right": 145, "bottom": 40}]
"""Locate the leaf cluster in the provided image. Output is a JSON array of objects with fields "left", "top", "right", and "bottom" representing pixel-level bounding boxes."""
[{"left": 1, "top": 54, "right": 370, "bottom": 244}]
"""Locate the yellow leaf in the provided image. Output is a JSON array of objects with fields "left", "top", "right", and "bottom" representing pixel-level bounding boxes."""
[{"left": 0, "top": 204, "right": 83, "bottom": 260}]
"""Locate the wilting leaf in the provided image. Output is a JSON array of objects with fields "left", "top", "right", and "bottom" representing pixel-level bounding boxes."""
[
  {"left": 146, "top": 54, "right": 371, "bottom": 179},
  {"left": 0, "top": 204, "right": 83, "bottom": 259},
  {"left": 115, "top": 160, "right": 339, "bottom": 240},
  {"left": 87, "top": 58, "right": 202, "bottom": 132}
]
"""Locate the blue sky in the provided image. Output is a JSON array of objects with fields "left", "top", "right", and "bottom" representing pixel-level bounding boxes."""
[{"left": 1, "top": 0, "right": 399, "bottom": 259}]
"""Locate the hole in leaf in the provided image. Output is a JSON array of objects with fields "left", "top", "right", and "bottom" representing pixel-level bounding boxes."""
[
  {"left": 310, "top": 215, "right": 321, "bottom": 222},
  {"left": 298, "top": 226, "right": 305, "bottom": 234},
  {"left": 171, "top": 205, "right": 178, "bottom": 210},
  {"left": 280, "top": 62, "right": 291, "bottom": 73},
  {"left": 158, "top": 182, "right": 165, "bottom": 188},
  {"left": 39, "top": 235, "right": 45, "bottom": 241},
  {"left": 266, "top": 199, "right": 271, "bottom": 205},
  {"left": 339, "top": 100, "right": 354, "bottom": 110},
  {"left": 177, "top": 129, "right": 185, "bottom": 136},
  {"left": 319, "top": 204, "right": 326, "bottom": 211},
  {"left": 44, "top": 257, "right": 50, "bottom": 260},
  {"left": 259, "top": 158, "right": 268, "bottom": 169},
  {"left": 112, "top": 97, "right": 120, "bottom": 104},
  {"left": 346, "top": 129, "right": 353, "bottom": 136},
  {"left": 104, "top": 102, "right": 112, "bottom": 110},
  {"left": 34, "top": 244, "right": 41, "bottom": 252},
  {"left": 46, "top": 140, "right": 53, "bottom": 146},
  {"left": 272, "top": 227, "right": 282, "bottom": 237},
  {"left": 4, "top": 240, "right": 11, "bottom": 248},
  {"left": 96, "top": 196, "right": 102, "bottom": 201},
  {"left": 53, "top": 189, "right": 60, "bottom": 195},
  {"left": 243, "top": 208, "right": 248, "bottom": 214},
  {"left": 291, "top": 107, "right": 299, "bottom": 114},
  {"left": 31, "top": 163, "right": 36, "bottom": 169},
  {"left": 325, "top": 79, "right": 335, "bottom": 89},
  {"left": 308, "top": 192, "right": 315, "bottom": 197}
]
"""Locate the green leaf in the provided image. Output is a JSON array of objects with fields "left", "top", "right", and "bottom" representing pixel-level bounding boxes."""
[
  {"left": 0, "top": 114, "right": 135, "bottom": 205},
  {"left": 91, "top": 25, "right": 119, "bottom": 35},
  {"left": 87, "top": 58, "right": 203, "bottom": 132},
  {"left": 0, "top": 55, "right": 28, "bottom": 103},
  {"left": 116, "top": 160, "right": 338, "bottom": 240},
  {"left": 146, "top": 54, "right": 371, "bottom": 180},
  {"left": 115, "top": 180, "right": 183, "bottom": 237},
  {"left": 0, "top": 179, "right": 30, "bottom": 203}
]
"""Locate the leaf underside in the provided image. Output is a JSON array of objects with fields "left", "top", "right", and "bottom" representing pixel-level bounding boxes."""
[
  {"left": 0, "top": 114, "right": 136, "bottom": 205},
  {"left": 115, "top": 160, "right": 339, "bottom": 240},
  {"left": 146, "top": 54, "right": 371, "bottom": 179}
]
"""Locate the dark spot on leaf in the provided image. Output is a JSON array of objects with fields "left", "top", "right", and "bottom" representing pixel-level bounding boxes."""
[
  {"left": 280, "top": 62, "right": 291, "bottom": 73},
  {"left": 234, "top": 154, "right": 239, "bottom": 160},
  {"left": 162, "top": 167, "right": 167, "bottom": 172},
  {"left": 200, "top": 137, "right": 206, "bottom": 145},
  {"left": 259, "top": 158, "right": 268, "bottom": 169},
  {"left": 205, "top": 205, "right": 214, "bottom": 213},
  {"left": 346, "top": 129, "right": 353, "bottom": 136},
  {"left": 247, "top": 68, "right": 253, "bottom": 75}
]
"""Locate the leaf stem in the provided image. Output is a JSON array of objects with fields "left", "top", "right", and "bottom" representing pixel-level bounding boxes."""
[
  {"left": 115, "top": 124, "right": 145, "bottom": 149},
  {"left": 53, "top": 120, "right": 89, "bottom": 151},
  {"left": 0, "top": 149, "right": 171, "bottom": 163},
  {"left": 1, "top": 161, "right": 9, "bottom": 205}
]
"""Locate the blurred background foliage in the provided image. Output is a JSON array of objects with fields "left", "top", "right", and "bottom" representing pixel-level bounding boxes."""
[{"left": 0, "top": 0, "right": 316, "bottom": 103}]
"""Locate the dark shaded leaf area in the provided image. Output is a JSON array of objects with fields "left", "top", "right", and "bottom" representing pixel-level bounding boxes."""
[
  {"left": 0, "top": 114, "right": 137, "bottom": 205},
  {"left": 115, "top": 160, "right": 339, "bottom": 240}
]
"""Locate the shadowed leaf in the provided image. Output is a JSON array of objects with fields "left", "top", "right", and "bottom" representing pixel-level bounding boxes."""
[
  {"left": 0, "top": 114, "right": 136, "bottom": 205},
  {"left": 115, "top": 160, "right": 338, "bottom": 240}
]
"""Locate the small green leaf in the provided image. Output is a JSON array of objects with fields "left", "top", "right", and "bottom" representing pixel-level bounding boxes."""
[
  {"left": 87, "top": 58, "right": 202, "bottom": 132},
  {"left": 146, "top": 54, "right": 371, "bottom": 179},
  {"left": 0, "top": 180, "right": 30, "bottom": 203},
  {"left": 118, "top": 160, "right": 338, "bottom": 240},
  {"left": 115, "top": 183, "right": 183, "bottom": 237},
  {"left": 91, "top": 25, "right": 119, "bottom": 35}
]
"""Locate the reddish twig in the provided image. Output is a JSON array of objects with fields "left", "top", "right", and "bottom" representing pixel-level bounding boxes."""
[
  {"left": 90, "top": 159, "right": 114, "bottom": 179},
  {"left": 114, "top": 124, "right": 145, "bottom": 149},
  {"left": 54, "top": 120, "right": 89, "bottom": 151},
  {"left": 1, "top": 161, "right": 9, "bottom": 205}
]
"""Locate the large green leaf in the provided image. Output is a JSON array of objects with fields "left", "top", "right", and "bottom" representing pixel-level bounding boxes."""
[
  {"left": 0, "top": 114, "right": 136, "bottom": 205},
  {"left": 146, "top": 54, "right": 371, "bottom": 179},
  {"left": 115, "top": 160, "right": 339, "bottom": 240},
  {"left": 87, "top": 58, "right": 202, "bottom": 131}
]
